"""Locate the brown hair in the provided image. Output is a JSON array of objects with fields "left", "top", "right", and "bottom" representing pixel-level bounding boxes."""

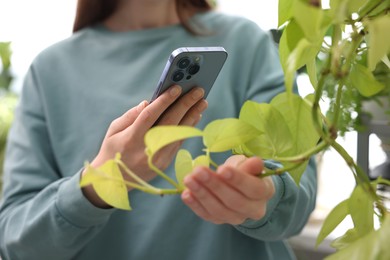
[{"left": 73, "top": 0, "right": 213, "bottom": 33}]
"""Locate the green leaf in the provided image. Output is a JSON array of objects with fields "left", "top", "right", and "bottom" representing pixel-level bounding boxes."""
[
  {"left": 348, "top": 185, "right": 374, "bottom": 236},
  {"left": 347, "top": 0, "right": 368, "bottom": 14},
  {"left": 316, "top": 199, "right": 349, "bottom": 247},
  {"left": 326, "top": 216, "right": 390, "bottom": 260},
  {"left": 145, "top": 126, "right": 203, "bottom": 157},
  {"left": 175, "top": 151, "right": 209, "bottom": 188},
  {"left": 366, "top": 15, "right": 390, "bottom": 70},
  {"left": 237, "top": 101, "right": 293, "bottom": 158},
  {"left": 330, "top": 228, "right": 360, "bottom": 250},
  {"left": 306, "top": 58, "right": 318, "bottom": 88},
  {"left": 278, "top": 0, "right": 295, "bottom": 27},
  {"left": 279, "top": 20, "right": 305, "bottom": 92},
  {"left": 203, "top": 118, "right": 260, "bottom": 153},
  {"left": 270, "top": 93, "right": 321, "bottom": 183},
  {"left": 382, "top": 55, "right": 390, "bottom": 69},
  {"left": 292, "top": 0, "right": 325, "bottom": 42},
  {"left": 349, "top": 63, "right": 385, "bottom": 97},
  {"left": 175, "top": 149, "right": 193, "bottom": 188},
  {"left": 193, "top": 155, "right": 209, "bottom": 168},
  {"left": 330, "top": 0, "right": 368, "bottom": 22},
  {"left": 80, "top": 160, "right": 130, "bottom": 210}
]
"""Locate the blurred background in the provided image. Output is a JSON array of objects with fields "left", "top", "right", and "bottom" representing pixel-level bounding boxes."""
[{"left": 0, "top": 1, "right": 387, "bottom": 259}]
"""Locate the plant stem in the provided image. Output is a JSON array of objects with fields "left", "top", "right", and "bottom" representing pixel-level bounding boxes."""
[
  {"left": 148, "top": 157, "right": 181, "bottom": 189},
  {"left": 122, "top": 179, "right": 182, "bottom": 195},
  {"left": 330, "top": 140, "right": 387, "bottom": 219},
  {"left": 116, "top": 160, "right": 157, "bottom": 190},
  {"left": 357, "top": 0, "right": 389, "bottom": 21},
  {"left": 262, "top": 161, "right": 305, "bottom": 178},
  {"left": 272, "top": 141, "right": 329, "bottom": 163}
]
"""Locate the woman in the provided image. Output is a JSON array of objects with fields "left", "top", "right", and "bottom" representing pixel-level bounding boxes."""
[{"left": 0, "top": 0, "right": 317, "bottom": 259}]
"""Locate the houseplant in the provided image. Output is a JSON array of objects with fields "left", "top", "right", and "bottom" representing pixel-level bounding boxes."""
[{"left": 80, "top": 0, "right": 390, "bottom": 259}]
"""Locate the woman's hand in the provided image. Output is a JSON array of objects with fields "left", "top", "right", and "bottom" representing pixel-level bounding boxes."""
[
  {"left": 181, "top": 155, "right": 275, "bottom": 225},
  {"left": 83, "top": 85, "right": 208, "bottom": 207}
]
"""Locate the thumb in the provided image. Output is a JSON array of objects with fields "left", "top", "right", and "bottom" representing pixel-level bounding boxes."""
[{"left": 106, "top": 100, "right": 148, "bottom": 137}]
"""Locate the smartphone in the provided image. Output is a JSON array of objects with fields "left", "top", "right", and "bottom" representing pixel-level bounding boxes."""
[{"left": 151, "top": 47, "right": 228, "bottom": 101}]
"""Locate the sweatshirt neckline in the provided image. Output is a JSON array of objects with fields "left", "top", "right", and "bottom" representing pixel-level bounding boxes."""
[{"left": 91, "top": 11, "right": 216, "bottom": 38}]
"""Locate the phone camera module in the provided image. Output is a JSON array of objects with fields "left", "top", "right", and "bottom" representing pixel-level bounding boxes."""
[
  {"left": 172, "top": 70, "right": 185, "bottom": 82},
  {"left": 188, "top": 64, "right": 200, "bottom": 75},
  {"left": 177, "top": 57, "right": 191, "bottom": 69}
]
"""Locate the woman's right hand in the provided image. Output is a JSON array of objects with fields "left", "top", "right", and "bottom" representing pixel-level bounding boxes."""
[{"left": 82, "top": 85, "right": 208, "bottom": 208}]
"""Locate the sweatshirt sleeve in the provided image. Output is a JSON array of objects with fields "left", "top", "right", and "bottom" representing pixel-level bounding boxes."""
[
  {"left": 235, "top": 159, "right": 317, "bottom": 241},
  {"left": 0, "top": 65, "right": 116, "bottom": 260},
  {"left": 233, "top": 24, "right": 317, "bottom": 240}
]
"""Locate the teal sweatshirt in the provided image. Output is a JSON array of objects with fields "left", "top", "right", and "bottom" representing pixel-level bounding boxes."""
[{"left": 0, "top": 11, "right": 317, "bottom": 260}]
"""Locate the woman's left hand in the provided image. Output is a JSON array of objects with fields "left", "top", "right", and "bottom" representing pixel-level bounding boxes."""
[{"left": 181, "top": 155, "right": 275, "bottom": 225}]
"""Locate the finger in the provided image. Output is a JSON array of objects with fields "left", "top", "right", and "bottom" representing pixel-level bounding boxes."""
[
  {"left": 179, "top": 99, "right": 208, "bottom": 126},
  {"left": 237, "top": 157, "right": 264, "bottom": 176},
  {"left": 131, "top": 85, "right": 182, "bottom": 134},
  {"left": 216, "top": 162, "right": 273, "bottom": 200},
  {"left": 192, "top": 167, "right": 267, "bottom": 220},
  {"left": 224, "top": 155, "right": 247, "bottom": 168},
  {"left": 181, "top": 189, "right": 224, "bottom": 225},
  {"left": 183, "top": 175, "right": 247, "bottom": 225},
  {"left": 106, "top": 100, "right": 148, "bottom": 137},
  {"left": 157, "top": 87, "right": 205, "bottom": 126}
]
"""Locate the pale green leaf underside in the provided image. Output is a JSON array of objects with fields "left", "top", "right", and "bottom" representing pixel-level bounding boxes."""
[{"left": 145, "top": 126, "right": 203, "bottom": 157}]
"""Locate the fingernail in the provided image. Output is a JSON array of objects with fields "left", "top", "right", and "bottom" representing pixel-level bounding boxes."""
[
  {"left": 221, "top": 169, "right": 233, "bottom": 180},
  {"left": 170, "top": 85, "right": 181, "bottom": 96},
  {"left": 184, "top": 177, "right": 200, "bottom": 191},
  {"left": 192, "top": 88, "right": 204, "bottom": 99},
  {"left": 196, "top": 169, "right": 210, "bottom": 182},
  {"left": 197, "top": 100, "right": 208, "bottom": 112},
  {"left": 137, "top": 100, "right": 148, "bottom": 112},
  {"left": 181, "top": 190, "right": 193, "bottom": 203}
]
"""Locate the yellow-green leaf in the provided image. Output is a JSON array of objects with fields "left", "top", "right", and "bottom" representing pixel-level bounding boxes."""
[
  {"left": 279, "top": 19, "right": 305, "bottom": 93},
  {"left": 348, "top": 185, "right": 374, "bottom": 236},
  {"left": 80, "top": 160, "right": 130, "bottom": 210},
  {"left": 382, "top": 55, "right": 390, "bottom": 69},
  {"left": 203, "top": 118, "right": 260, "bottom": 153},
  {"left": 175, "top": 151, "right": 209, "bottom": 188},
  {"left": 175, "top": 149, "right": 193, "bottom": 188},
  {"left": 326, "top": 216, "right": 390, "bottom": 260},
  {"left": 283, "top": 36, "right": 322, "bottom": 92},
  {"left": 330, "top": 228, "right": 360, "bottom": 250},
  {"left": 270, "top": 93, "right": 321, "bottom": 183},
  {"left": 349, "top": 63, "right": 385, "bottom": 97},
  {"left": 293, "top": 0, "right": 324, "bottom": 42},
  {"left": 316, "top": 199, "right": 349, "bottom": 247},
  {"left": 193, "top": 155, "right": 209, "bottom": 168},
  {"left": 238, "top": 101, "right": 294, "bottom": 158},
  {"left": 366, "top": 15, "right": 390, "bottom": 70},
  {"left": 278, "top": 0, "right": 295, "bottom": 27},
  {"left": 145, "top": 126, "right": 203, "bottom": 157},
  {"left": 306, "top": 58, "right": 318, "bottom": 89}
]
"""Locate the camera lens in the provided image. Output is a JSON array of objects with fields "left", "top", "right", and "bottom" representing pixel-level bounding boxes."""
[
  {"left": 172, "top": 70, "right": 184, "bottom": 82},
  {"left": 177, "top": 57, "right": 190, "bottom": 69},
  {"left": 188, "top": 64, "right": 200, "bottom": 75}
]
